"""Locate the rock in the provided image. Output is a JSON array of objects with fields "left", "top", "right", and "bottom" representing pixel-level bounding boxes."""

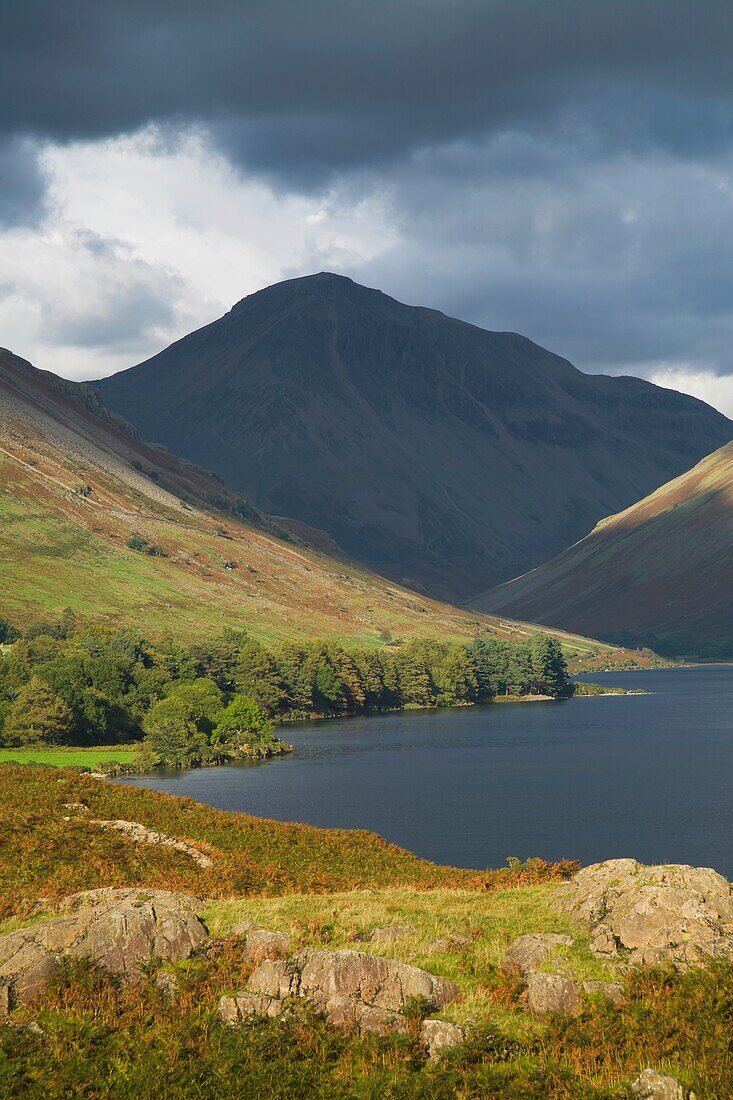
[
  {"left": 92, "top": 819, "right": 214, "bottom": 869},
  {"left": 555, "top": 859, "right": 733, "bottom": 967},
  {"left": 370, "top": 924, "right": 415, "bottom": 944},
  {"left": 525, "top": 972, "right": 580, "bottom": 1017},
  {"left": 582, "top": 979, "right": 625, "bottom": 1006},
  {"left": 219, "top": 990, "right": 288, "bottom": 1022},
  {"left": 219, "top": 948, "right": 460, "bottom": 1037},
  {"left": 296, "top": 949, "right": 458, "bottom": 1014},
  {"left": 0, "top": 889, "right": 207, "bottom": 1011},
  {"left": 630, "top": 1068, "right": 685, "bottom": 1099},
  {"left": 428, "top": 935, "right": 471, "bottom": 954},
  {"left": 229, "top": 920, "right": 260, "bottom": 938},
  {"left": 326, "top": 997, "right": 407, "bottom": 1036},
  {"left": 61, "top": 802, "right": 88, "bottom": 813},
  {"left": 421, "top": 1019, "right": 464, "bottom": 1058},
  {"left": 504, "top": 932, "right": 573, "bottom": 976},
  {"left": 154, "top": 971, "right": 180, "bottom": 998},
  {"left": 242, "top": 929, "right": 292, "bottom": 966},
  {"left": 247, "top": 958, "right": 299, "bottom": 1000}
]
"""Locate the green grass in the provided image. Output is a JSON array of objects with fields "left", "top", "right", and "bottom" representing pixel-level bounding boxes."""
[
  {"left": 203, "top": 885, "right": 613, "bottom": 1034},
  {"left": 0, "top": 441, "right": 627, "bottom": 662},
  {"left": 0, "top": 766, "right": 729, "bottom": 1097},
  {"left": 0, "top": 765, "right": 573, "bottom": 922},
  {"left": 0, "top": 747, "right": 141, "bottom": 767}
]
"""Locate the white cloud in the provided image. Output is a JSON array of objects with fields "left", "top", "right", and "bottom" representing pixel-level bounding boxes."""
[
  {"left": 646, "top": 365, "right": 733, "bottom": 419},
  {"left": 0, "top": 127, "right": 397, "bottom": 379}
]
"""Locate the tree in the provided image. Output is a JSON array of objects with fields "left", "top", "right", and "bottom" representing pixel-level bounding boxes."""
[
  {"left": 142, "top": 678, "right": 222, "bottom": 765},
  {"left": 142, "top": 696, "right": 208, "bottom": 766},
  {"left": 275, "top": 645, "right": 315, "bottom": 714},
  {"left": 529, "top": 634, "right": 569, "bottom": 697},
  {"left": 165, "top": 678, "right": 222, "bottom": 730},
  {"left": 233, "top": 638, "right": 284, "bottom": 715},
  {"left": 433, "top": 647, "right": 477, "bottom": 705},
  {"left": 307, "top": 645, "right": 347, "bottom": 714},
  {"left": 393, "top": 645, "right": 433, "bottom": 707},
  {"left": 211, "top": 696, "right": 274, "bottom": 753},
  {"left": 3, "top": 677, "right": 75, "bottom": 745}
]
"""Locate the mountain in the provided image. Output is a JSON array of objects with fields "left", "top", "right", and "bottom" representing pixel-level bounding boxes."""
[
  {"left": 0, "top": 345, "right": 617, "bottom": 659},
  {"left": 97, "top": 273, "right": 733, "bottom": 602},
  {"left": 471, "top": 442, "right": 733, "bottom": 658}
]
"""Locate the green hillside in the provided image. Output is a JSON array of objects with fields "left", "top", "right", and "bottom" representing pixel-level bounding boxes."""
[{"left": 0, "top": 346, "right": 623, "bottom": 663}]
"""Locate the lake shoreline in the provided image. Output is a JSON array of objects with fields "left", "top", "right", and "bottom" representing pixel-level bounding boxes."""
[{"left": 114, "top": 666, "right": 733, "bottom": 878}]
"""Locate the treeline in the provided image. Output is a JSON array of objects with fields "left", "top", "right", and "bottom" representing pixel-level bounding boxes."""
[{"left": 0, "top": 612, "right": 568, "bottom": 761}]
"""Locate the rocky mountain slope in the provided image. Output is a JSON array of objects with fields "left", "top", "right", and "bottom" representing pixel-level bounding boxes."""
[
  {"left": 0, "top": 346, "right": 613, "bottom": 656},
  {"left": 97, "top": 273, "right": 733, "bottom": 602},
  {"left": 472, "top": 442, "right": 733, "bottom": 658}
]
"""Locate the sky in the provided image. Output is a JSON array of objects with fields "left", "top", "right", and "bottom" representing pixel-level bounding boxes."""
[{"left": 1, "top": 0, "right": 733, "bottom": 415}]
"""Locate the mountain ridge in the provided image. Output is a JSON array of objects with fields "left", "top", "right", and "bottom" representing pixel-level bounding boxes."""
[
  {"left": 471, "top": 441, "right": 733, "bottom": 658},
  {"left": 97, "top": 273, "right": 733, "bottom": 602}
]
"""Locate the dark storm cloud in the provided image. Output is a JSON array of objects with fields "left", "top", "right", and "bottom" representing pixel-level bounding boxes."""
[
  {"left": 0, "top": 138, "right": 46, "bottom": 226},
  {"left": 3, "top": 1, "right": 733, "bottom": 183},
  {"left": 2, "top": 0, "right": 733, "bottom": 395}
]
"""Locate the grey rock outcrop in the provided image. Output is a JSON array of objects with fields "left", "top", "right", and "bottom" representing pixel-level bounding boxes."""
[
  {"left": 421, "top": 1019, "right": 464, "bottom": 1058},
  {"left": 555, "top": 859, "right": 733, "bottom": 967},
  {"left": 242, "top": 929, "right": 292, "bottom": 966},
  {"left": 93, "top": 819, "right": 214, "bottom": 869},
  {"left": 581, "top": 979, "right": 625, "bottom": 1006},
  {"left": 525, "top": 972, "right": 581, "bottom": 1017},
  {"left": 218, "top": 946, "right": 460, "bottom": 1038},
  {"left": 0, "top": 889, "right": 206, "bottom": 1011},
  {"left": 504, "top": 932, "right": 573, "bottom": 976},
  {"left": 630, "top": 1068, "right": 686, "bottom": 1099}
]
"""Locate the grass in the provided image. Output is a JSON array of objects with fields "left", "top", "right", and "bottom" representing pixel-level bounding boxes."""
[
  {"left": 0, "top": 766, "right": 729, "bottom": 1097},
  {"left": 203, "top": 885, "right": 614, "bottom": 1034},
  {"left": 0, "top": 422, "right": 629, "bottom": 663},
  {"left": 0, "top": 765, "right": 574, "bottom": 922},
  {"left": 0, "top": 746, "right": 141, "bottom": 767}
]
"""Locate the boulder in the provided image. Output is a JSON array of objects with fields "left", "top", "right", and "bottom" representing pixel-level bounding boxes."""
[
  {"left": 555, "top": 859, "right": 733, "bottom": 967},
  {"left": 0, "top": 889, "right": 206, "bottom": 1011},
  {"left": 229, "top": 920, "right": 260, "bottom": 938},
  {"left": 421, "top": 1019, "right": 464, "bottom": 1058},
  {"left": 242, "top": 929, "right": 292, "bottom": 966},
  {"left": 525, "top": 972, "right": 580, "bottom": 1017},
  {"left": 218, "top": 947, "right": 460, "bottom": 1037},
  {"left": 154, "top": 971, "right": 181, "bottom": 999},
  {"left": 296, "top": 949, "right": 458, "bottom": 1013},
  {"left": 630, "top": 1068, "right": 686, "bottom": 1099},
  {"left": 219, "top": 990, "right": 290, "bottom": 1022},
  {"left": 582, "top": 979, "right": 625, "bottom": 1006},
  {"left": 370, "top": 924, "right": 415, "bottom": 944},
  {"left": 247, "top": 958, "right": 299, "bottom": 1000},
  {"left": 504, "top": 932, "right": 573, "bottom": 976}
]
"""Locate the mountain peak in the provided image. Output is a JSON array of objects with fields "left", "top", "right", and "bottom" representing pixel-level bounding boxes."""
[{"left": 99, "top": 276, "right": 733, "bottom": 601}]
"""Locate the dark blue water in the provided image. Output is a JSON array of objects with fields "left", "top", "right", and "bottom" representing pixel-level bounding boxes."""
[{"left": 117, "top": 667, "right": 733, "bottom": 875}]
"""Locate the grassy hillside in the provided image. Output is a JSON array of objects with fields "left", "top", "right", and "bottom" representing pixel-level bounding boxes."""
[
  {"left": 0, "top": 346, "right": 625, "bottom": 664},
  {"left": 0, "top": 766, "right": 729, "bottom": 1098},
  {"left": 0, "top": 765, "right": 572, "bottom": 921},
  {"left": 474, "top": 442, "right": 733, "bottom": 659}
]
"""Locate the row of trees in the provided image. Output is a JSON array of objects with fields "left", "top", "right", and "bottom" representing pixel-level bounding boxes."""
[{"left": 0, "top": 614, "right": 569, "bottom": 763}]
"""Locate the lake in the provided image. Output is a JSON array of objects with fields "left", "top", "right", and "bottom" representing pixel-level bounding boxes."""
[{"left": 117, "top": 666, "right": 733, "bottom": 876}]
